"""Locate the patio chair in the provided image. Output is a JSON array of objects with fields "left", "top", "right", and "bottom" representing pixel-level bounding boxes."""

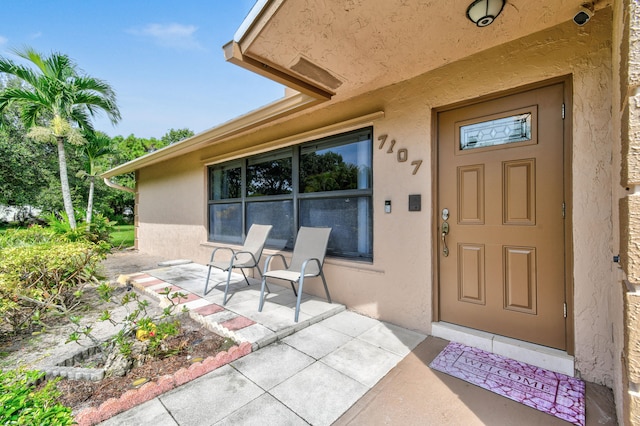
[
  {"left": 204, "top": 224, "right": 272, "bottom": 304},
  {"left": 258, "top": 226, "right": 332, "bottom": 322}
]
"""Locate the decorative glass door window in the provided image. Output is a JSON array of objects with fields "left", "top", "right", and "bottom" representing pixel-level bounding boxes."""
[{"left": 459, "top": 110, "right": 534, "bottom": 151}]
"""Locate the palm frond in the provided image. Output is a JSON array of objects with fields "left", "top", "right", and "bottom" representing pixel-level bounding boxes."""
[
  {"left": 69, "top": 107, "right": 93, "bottom": 131},
  {"left": 73, "top": 75, "right": 116, "bottom": 96},
  {"left": 0, "top": 58, "right": 39, "bottom": 89},
  {"left": 73, "top": 93, "right": 121, "bottom": 123},
  {"left": 0, "top": 45, "right": 120, "bottom": 132},
  {"left": 12, "top": 46, "right": 47, "bottom": 72},
  {"left": 21, "top": 103, "right": 47, "bottom": 128}
]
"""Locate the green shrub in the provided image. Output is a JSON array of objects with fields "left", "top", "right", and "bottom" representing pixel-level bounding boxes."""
[
  {"left": 0, "top": 225, "right": 58, "bottom": 249},
  {"left": 85, "top": 212, "right": 116, "bottom": 246},
  {"left": 0, "top": 369, "right": 73, "bottom": 425},
  {"left": 0, "top": 241, "right": 105, "bottom": 333},
  {"left": 45, "top": 211, "right": 115, "bottom": 250}
]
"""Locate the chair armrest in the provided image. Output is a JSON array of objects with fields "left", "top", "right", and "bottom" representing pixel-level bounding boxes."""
[
  {"left": 300, "top": 258, "right": 323, "bottom": 277},
  {"left": 264, "top": 253, "right": 288, "bottom": 272},
  {"left": 232, "top": 250, "right": 259, "bottom": 266},
  {"left": 209, "top": 246, "right": 235, "bottom": 263}
]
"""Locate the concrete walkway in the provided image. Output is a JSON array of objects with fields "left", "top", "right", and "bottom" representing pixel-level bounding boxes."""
[{"left": 98, "top": 261, "right": 617, "bottom": 425}]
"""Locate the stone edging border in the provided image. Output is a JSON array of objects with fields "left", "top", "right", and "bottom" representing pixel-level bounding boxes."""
[{"left": 73, "top": 341, "right": 252, "bottom": 426}]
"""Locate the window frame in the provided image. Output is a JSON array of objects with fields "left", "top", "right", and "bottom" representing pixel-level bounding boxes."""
[{"left": 207, "top": 127, "right": 373, "bottom": 261}]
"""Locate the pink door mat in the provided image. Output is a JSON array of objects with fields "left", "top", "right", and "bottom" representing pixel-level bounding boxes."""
[{"left": 429, "top": 342, "right": 585, "bottom": 426}]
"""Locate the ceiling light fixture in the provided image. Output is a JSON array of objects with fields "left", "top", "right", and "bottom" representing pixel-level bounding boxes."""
[{"left": 466, "top": 0, "right": 506, "bottom": 27}]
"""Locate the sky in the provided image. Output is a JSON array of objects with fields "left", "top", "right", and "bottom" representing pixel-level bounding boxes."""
[{"left": 0, "top": 1, "right": 284, "bottom": 139}]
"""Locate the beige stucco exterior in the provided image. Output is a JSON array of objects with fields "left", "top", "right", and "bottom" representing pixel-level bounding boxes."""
[{"left": 104, "top": 1, "right": 640, "bottom": 423}]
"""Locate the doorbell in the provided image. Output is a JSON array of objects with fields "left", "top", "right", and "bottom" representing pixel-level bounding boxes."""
[{"left": 573, "top": 7, "right": 593, "bottom": 26}]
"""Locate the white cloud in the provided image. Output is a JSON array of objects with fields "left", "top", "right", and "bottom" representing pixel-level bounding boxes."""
[
  {"left": 0, "top": 36, "right": 7, "bottom": 46},
  {"left": 127, "top": 23, "right": 204, "bottom": 50},
  {"left": 29, "top": 32, "right": 42, "bottom": 40}
]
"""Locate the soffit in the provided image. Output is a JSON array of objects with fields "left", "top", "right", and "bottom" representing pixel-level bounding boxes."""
[{"left": 238, "top": 0, "right": 611, "bottom": 97}]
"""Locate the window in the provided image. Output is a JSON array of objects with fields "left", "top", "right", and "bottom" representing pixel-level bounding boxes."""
[
  {"left": 459, "top": 111, "right": 533, "bottom": 151},
  {"left": 208, "top": 128, "right": 373, "bottom": 260},
  {"left": 247, "top": 151, "right": 292, "bottom": 197},
  {"left": 208, "top": 161, "right": 242, "bottom": 244}
]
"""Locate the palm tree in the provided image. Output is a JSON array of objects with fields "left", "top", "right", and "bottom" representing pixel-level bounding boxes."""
[
  {"left": 0, "top": 47, "right": 120, "bottom": 229},
  {"left": 77, "top": 131, "right": 114, "bottom": 232}
]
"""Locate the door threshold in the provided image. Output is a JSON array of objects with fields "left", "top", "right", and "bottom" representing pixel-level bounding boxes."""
[{"left": 431, "top": 322, "right": 575, "bottom": 376}]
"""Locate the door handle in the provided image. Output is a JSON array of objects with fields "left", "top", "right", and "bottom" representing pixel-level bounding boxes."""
[{"left": 441, "top": 221, "right": 449, "bottom": 257}]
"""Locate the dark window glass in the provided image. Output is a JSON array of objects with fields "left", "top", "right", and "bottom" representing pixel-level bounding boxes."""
[
  {"left": 211, "top": 164, "right": 241, "bottom": 200},
  {"left": 247, "top": 154, "right": 292, "bottom": 197},
  {"left": 300, "top": 135, "right": 371, "bottom": 193},
  {"left": 246, "top": 200, "right": 294, "bottom": 249},
  {"left": 209, "top": 203, "right": 242, "bottom": 243},
  {"left": 299, "top": 196, "right": 372, "bottom": 259}
]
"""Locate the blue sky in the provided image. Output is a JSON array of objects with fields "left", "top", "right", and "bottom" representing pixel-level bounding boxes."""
[{"left": 0, "top": 1, "right": 284, "bottom": 139}]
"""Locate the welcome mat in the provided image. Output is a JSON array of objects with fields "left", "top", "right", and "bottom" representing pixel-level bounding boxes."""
[{"left": 429, "top": 342, "right": 585, "bottom": 426}]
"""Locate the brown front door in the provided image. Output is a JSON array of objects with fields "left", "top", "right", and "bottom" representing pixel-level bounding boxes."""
[{"left": 437, "top": 82, "right": 567, "bottom": 350}]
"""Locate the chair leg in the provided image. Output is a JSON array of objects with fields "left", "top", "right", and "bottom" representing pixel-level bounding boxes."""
[
  {"left": 294, "top": 278, "right": 304, "bottom": 322},
  {"left": 240, "top": 269, "right": 251, "bottom": 286},
  {"left": 222, "top": 266, "right": 233, "bottom": 305},
  {"left": 255, "top": 265, "right": 270, "bottom": 293},
  {"left": 204, "top": 265, "right": 213, "bottom": 295},
  {"left": 290, "top": 282, "right": 298, "bottom": 297},
  {"left": 258, "top": 275, "right": 268, "bottom": 312},
  {"left": 320, "top": 270, "right": 331, "bottom": 304}
]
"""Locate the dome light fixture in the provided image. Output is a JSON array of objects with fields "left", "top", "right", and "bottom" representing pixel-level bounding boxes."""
[{"left": 466, "top": 0, "right": 506, "bottom": 27}]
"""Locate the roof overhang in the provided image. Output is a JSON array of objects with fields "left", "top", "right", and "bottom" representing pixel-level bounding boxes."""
[
  {"left": 230, "top": 0, "right": 612, "bottom": 100},
  {"left": 101, "top": 91, "right": 320, "bottom": 179}
]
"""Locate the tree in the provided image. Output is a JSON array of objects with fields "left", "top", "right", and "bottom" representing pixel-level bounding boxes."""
[
  {"left": 0, "top": 76, "right": 59, "bottom": 220},
  {"left": 0, "top": 47, "right": 120, "bottom": 229},
  {"left": 77, "top": 131, "right": 114, "bottom": 231},
  {"left": 300, "top": 152, "right": 359, "bottom": 193},
  {"left": 161, "top": 128, "right": 194, "bottom": 146}
]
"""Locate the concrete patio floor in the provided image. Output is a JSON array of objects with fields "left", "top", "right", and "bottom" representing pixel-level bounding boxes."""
[{"left": 98, "top": 260, "right": 617, "bottom": 425}]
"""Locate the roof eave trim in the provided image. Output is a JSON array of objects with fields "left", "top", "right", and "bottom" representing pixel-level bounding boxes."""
[
  {"left": 234, "top": 0, "right": 270, "bottom": 43},
  {"left": 223, "top": 41, "right": 333, "bottom": 100},
  {"left": 101, "top": 91, "right": 319, "bottom": 179}
]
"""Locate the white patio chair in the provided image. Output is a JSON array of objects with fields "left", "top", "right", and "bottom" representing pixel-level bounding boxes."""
[
  {"left": 204, "top": 224, "right": 272, "bottom": 304},
  {"left": 258, "top": 226, "right": 332, "bottom": 322}
]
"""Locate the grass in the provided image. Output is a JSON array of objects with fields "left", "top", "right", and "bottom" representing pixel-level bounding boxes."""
[
  {"left": 1, "top": 223, "right": 135, "bottom": 248},
  {"left": 110, "top": 225, "right": 135, "bottom": 248},
  {"left": 0, "top": 225, "right": 17, "bottom": 234},
  {"left": 0, "top": 225, "right": 25, "bottom": 235}
]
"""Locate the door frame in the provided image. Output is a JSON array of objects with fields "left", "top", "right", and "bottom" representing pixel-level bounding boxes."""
[{"left": 431, "top": 75, "right": 575, "bottom": 354}]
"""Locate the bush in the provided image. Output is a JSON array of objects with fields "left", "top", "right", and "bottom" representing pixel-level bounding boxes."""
[
  {"left": 0, "top": 241, "right": 105, "bottom": 333},
  {"left": 45, "top": 212, "right": 115, "bottom": 250},
  {"left": 0, "top": 369, "right": 73, "bottom": 425},
  {"left": 0, "top": 225, "right": 58, "bottom": 249}
]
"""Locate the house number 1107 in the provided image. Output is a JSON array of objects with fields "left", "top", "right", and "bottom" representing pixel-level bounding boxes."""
[{"left": 377, "top": 134, "right": 423, "bottom": 175}]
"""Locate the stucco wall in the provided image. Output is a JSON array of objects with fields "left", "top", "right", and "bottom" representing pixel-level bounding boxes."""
[
  {"left": 136, "top": 150, "right": 209, "bottom": 261},
  {"left": 134, "top": 10, "right": 616, "bottom": 385},
  {"left": 616, "top": 0, "right": 640, "bottom": 422}
]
